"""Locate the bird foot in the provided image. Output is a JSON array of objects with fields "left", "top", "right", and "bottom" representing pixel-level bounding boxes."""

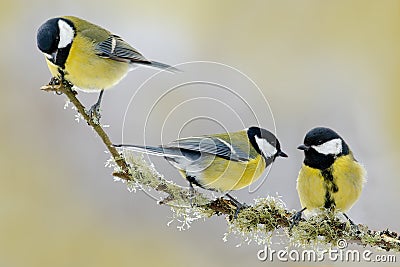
[
  {"left": 343, "top": 213, "right": 360, "bottom": 233},
  {"left": 289, "top": 208, "right": 306, "bottom": 232},
  {"left": 86, "top": 102, "right": 102, "bottom": 124},
  {"left": 225, "top": 193, "right": 248, "bottom": 219},
  {"left": 233, "top": 201, "right": 248, "bottom": 219}
]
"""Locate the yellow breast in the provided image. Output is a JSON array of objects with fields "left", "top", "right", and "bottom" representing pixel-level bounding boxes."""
[
  {"left": 181, "top": 155, "right": 266, "bottom": 192},
  {"left": 296, "top": 155, "right": 365, "bottom": 212},
  {"left": 46, "top": 35, "right": 130, "bottom": 91},
  {"left": 296, "top": 165, "right": 326, "bottom": 210},
  {"left": 330, "top": 156, "right": 366, "bottom": 212}
]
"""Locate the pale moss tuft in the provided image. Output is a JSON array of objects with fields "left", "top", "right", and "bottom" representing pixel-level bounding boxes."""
[
  {"left": 122, "top": 151, "right": 211, "bottom": 206},
  {"left": 167, "top": 206, "right": 206, "bottom": 231},
  {"left": 360, "top": 231, "right": 382, "bottom": 246},
  {"left": 289, "top": 210, "right": 356, "bottom": 249},
  {"left": 225, "top": 196, "right": 290, "bottom": 245},
  {"left": 124, "top": 152, "right": 164, "bottom": 188}
]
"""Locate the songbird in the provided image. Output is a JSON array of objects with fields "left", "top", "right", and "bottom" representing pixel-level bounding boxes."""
[
  {"left": 115, "top": 126, "right": 287, "bottom": 215},
  {"left": 37, "top": 16, "right": 177, "bottom": 122},
  {"left": 292, "top": 127, "right": 366, "bottom": 227}
]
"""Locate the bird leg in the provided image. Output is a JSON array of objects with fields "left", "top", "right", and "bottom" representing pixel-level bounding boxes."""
[
  {"left": 289, "top": 207, "right": 307, "bottom": 232},
  {"left": 87, "top": 90, "right": 104, "bottom": 124},
  {"left": 188, "top": 182, "right": 194, "bottom": 208},
  {"left": 225, "top": 193, "right": 247, "bottom": 219},
  {"left": 343, "top": 213, "right": 359, "bottom": 232},
  {"left": 343, "top": 213, "right": 355, "bottom": 225}
]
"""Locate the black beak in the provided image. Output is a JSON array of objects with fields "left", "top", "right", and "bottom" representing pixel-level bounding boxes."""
[
  {"left": 297, "top": 144, "right": 309, "bottom": 151},
  {"left": 277, "top": 151, "right": 288, "bottom": 158}
]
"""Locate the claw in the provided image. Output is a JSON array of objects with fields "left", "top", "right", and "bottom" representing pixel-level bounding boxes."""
[
  {"left": 86, "top": 90, "right": 104, "bottom": 124},
  {"left": 87, "top": 102, "right": 102, "bottom": 124},
  {"left": 343, "top": 213, "right": 360, "bottom": 233},
  {"left": 289, "top": 207, "right": 307, "bottom": 232},
  {"left": 225, "top": 193, "right": 247, "bottom": 219},
  {"left": 233, "top": 202, "right": 247, "bottom": 219},
  {"left": 49, "top": 77, "right": 61, "bottom": 86}
]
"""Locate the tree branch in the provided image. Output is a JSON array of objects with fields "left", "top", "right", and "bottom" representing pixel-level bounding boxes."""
[
  {"left": 41, "top": 79, "right": 400, "bottom": 253},
  {"left": 41, "top": 78, "right": 130, "bottom": 175}
]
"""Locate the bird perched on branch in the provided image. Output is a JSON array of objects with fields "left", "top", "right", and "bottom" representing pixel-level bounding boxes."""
[
  {"left": 37, "top": 16, "right": 177, "bottom": 123},
  {"left": 115, "top": 126, "right": 287, "bottom": 216},
  {"left": 292, "top": 127, "right": 366, "bottom": 228}
]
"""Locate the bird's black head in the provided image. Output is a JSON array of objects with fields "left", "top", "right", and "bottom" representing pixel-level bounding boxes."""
[
  {"left": 37, "top": 17, "right": 75, "bottom": 67},
  {"left": 298, "top": 127, "right": 349, "bottom": 170},
  {"left": 37, "top": 18, "right": 59, "bottom": 54},
  {"left": 247, "top": 126, "right": 288, "bottom": 165}
]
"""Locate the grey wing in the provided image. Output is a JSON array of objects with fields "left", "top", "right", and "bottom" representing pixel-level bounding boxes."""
[
  {"left": 166, "top": 137, "right": 251, "bottom": 162},
  {"left": 95, "top": 35, "right": 151, "bottom": 64}
]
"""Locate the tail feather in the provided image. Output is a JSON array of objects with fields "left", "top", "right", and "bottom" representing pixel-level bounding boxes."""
[
  {"left": 114, "top": 144, "right": 166, "bottom": 156},
  {"left": 137, "top": 60, "right": 181, "bottom": 73},
  {"left": 114, "top": 144, "right": 181, "bottom": 158}
]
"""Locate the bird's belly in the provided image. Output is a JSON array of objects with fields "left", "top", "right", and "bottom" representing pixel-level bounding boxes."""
[
  {"left": 66, "top": 58, "right": 129, "bottom": 91},
  {"left": 183, "top": 155, "right": 266, "bottom": 192},
  {"left": 297, "top": 157, "right": 365, "bottom": 212},
  {"left": 45, "top": 42, "right": 129, "bottom": 91},
  {"left": 330, "top": 156, "right": 365, "bottom": 212}
]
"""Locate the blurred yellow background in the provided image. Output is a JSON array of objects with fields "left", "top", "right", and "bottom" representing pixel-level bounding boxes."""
[{"left": 1, "top": 1, "right": 399, "bottom": 266}]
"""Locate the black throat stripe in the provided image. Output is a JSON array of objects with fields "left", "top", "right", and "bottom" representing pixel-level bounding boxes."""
[
  {"left": 321, "top": 168, "right": 338, "bottom": 209},
  {"left": 55, "top": 44, "right": 72, "bottom": 68}
]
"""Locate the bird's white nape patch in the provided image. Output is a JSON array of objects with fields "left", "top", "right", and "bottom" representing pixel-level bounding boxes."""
[
  {"left": 255, "top": 136, "right": 277, "bottom": 158},
  {"left": 57, "top": 20, "right": 74, "bottom": 48},
  {"left": 312, "top": 138, "right": 342, "bottom": 155}
]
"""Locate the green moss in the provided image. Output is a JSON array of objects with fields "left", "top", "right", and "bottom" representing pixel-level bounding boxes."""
[
  {"left": 289, "top": 210, "right": 359, "bottom": 249},
  {"left": 224, "top": 196, "right": 291, "bottom": 245},
  {"left": 123, "top": 152, "right": 211, "bottom": 206}
]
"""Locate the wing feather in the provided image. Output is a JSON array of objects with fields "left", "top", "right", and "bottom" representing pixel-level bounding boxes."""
[
  {"left": 166, "top": 137, "right": 251, "bottom": 162},
  {"left": 95, "top": 35, "right": 150, "bottom": 63}
]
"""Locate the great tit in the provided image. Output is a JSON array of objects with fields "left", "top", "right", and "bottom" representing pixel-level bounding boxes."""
[
  {"left": 37, "top": 16, "right": 177, "bottom": 122},
  {"left": 114, "top": 126, "right": 287, "bottom": 212},
  {"left": 291, "top": 127, "right": 366, "bottom": 227}
]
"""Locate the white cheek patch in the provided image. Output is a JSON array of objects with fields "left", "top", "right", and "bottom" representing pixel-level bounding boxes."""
[
  {"left": 312, "top": 138, "right": 342, "bottom": 155},
  {"left": 255, "top": 136, "right": 277, "bottom": 158},
  {"left": 57, "top": 20, "right": 75, "bottom": 48}
]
